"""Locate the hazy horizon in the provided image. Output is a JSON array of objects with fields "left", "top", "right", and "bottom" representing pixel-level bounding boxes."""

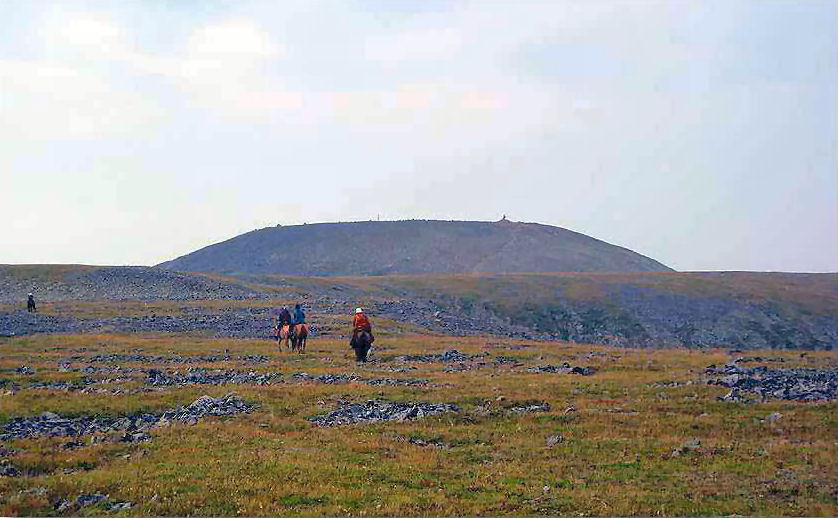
[{"left": 3, "top": 1, "right": 836, "bottom": 273}]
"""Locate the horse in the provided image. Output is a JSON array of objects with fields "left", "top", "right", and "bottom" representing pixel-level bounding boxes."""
[
  {"left": 290, "top": 324, "right": 309, "bottom": 353},
  {"left": 350, "top": 329, "right": 373, "bottom": 362},
  {"left": 276, "top": 324, "right": 292, "bottom": 350}
]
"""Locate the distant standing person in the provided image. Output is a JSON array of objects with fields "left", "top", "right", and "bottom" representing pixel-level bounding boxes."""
[
  {"left": 350, "top": 307, "right": 374, "bottom": 362},
  {"left": 27, "top": 293, "right": 36, "bottom": 313}
]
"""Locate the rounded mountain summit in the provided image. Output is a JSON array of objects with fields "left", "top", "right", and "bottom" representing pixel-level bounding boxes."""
[{"left": 158, "top": 219, "right": 673, "bottom": 276}]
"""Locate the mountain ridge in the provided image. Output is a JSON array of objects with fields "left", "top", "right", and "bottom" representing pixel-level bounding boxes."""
[{"left": 157, "top": 219, "right": 673, "bottom": 276}]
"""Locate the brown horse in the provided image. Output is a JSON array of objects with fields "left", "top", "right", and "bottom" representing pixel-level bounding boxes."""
[
  {"left": 350, "top": 329, "right": 373, "bottom": 362},
  {"left": 276, "top": 324, "right": 292, "bottom": 350},
  {"left": 291, "top": 324, "right": 309, "bottom": 353}
]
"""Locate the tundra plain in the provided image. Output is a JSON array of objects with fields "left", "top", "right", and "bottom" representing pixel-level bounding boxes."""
[{"left": 1, "top": 324, "right": 836, "bottom": 514}]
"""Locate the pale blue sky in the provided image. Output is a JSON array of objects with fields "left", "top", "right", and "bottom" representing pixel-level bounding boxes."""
[{"left": 2, "top": 0, "right": 836, "bottom": 272}]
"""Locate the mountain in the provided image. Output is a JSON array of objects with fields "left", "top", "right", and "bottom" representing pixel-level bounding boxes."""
[{"left": 157, "top": 219, "right": 672, "bottom": 276}]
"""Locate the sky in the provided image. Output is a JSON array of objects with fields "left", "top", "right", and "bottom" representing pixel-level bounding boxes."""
[{"left": 1, "top": 0, "right": 836, "bottom": 272}]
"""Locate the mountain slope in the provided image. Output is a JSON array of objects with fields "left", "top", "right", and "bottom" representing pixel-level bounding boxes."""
[{"left": 158, "top": 219, "right": 672, "bottom": 275}]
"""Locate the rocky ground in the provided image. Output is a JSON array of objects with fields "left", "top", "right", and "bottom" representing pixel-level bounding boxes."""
[
  {"left": 3, "top": 266, "right": 836, "bottom": 350},
  {"left": 0, "top": 310, "right": 277, "bottom": 339},
  {"left": 705, "top": 363, "right": 836, "bottom": 402},
  {"left": 1, "top": 332, "right": 835, "bottom": 515},
  {"left": 290, "top": 372, "right": 429, "bottom": 387},
  {"left": 526, "top": 364, "right": 596, "bottom": 375},
  {"left": 0, "top": 393, "right": 253, "bottom": 447},
  {"left": 310, "top": 399, "right": 460, "bottom": 427},
  {"left": 146, "top": 368, "right": 280, "bottom": 387},
  {"left": 0, "top": 267, "right": 260, "bottom": 303}
]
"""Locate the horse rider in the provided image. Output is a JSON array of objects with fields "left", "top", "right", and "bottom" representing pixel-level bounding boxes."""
[
  {"left": 353, "top": 307, "right": 372, "bottom": 335},
  {"left": 27, "top": 293, "right": 36, "bottom": 313},
  {"left": 292, "top": 303, "right": 306, "bottom": 334},
  {"left": 277, "top": 306, "right": 292, "bottom": 334},
  {"left": 350, "top": 307, "right": 374, "bottom": 361}
]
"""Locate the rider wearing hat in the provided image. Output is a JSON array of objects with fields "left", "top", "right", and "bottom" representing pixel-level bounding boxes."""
[
  {"left": 352, "top": 307, "right": 371, "bottom": 333},
  {"left": 350, "top": 308, "right": 374, "bottom": 361}
]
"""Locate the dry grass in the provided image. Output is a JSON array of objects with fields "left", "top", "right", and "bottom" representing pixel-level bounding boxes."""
[{"left": 0, "top": 329, "right": 835, "bottom": 516}]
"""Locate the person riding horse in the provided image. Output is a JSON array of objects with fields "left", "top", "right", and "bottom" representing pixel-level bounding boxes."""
[
  {"left": 290, "top": 303, "right": 308, "bottom": 351},
  {"left": 276, "top": 306, "right": 293, "bottom": 346},
  {"left": 350, "top": 308, "right": 374, "bottom": 362},
  {"left": 292, "top": 303, "right": 305, "bottom": 330}
]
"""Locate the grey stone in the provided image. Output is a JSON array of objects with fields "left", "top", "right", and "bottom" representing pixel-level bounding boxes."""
[
  {"left": 310, "top": 399, "right": 459, "bottom": 427},
  {"left": 0, "top": 462, "right": 20, "bottom": 477},
  {"left": 546, "top": 435, "right": 563, "bottom": 446}
]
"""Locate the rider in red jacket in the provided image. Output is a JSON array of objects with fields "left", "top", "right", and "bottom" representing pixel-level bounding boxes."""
[{"left": 352, "top": 308, "right": 372, "bottom": 332}]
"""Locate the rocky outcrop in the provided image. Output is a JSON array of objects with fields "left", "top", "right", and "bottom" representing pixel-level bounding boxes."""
[
  {"left": 705, "top": 364, "right": 836, "bottom": 401},
  {"left": 310, "top": 399, "right": 459, "bottom": 427},
  {"left": 0, "top": 394, "right": 254, "bottom": 443},
  {"left": 146, "top": 368, "right": 280, "bottom": 386}
]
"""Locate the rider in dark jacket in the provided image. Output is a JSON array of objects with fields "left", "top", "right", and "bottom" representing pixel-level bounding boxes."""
[
  {"left": 278, "top": 307, "right": 292, "bottom": 328},
  {"left": 293, "top": 304, "right": 305, "bottom": 325}
]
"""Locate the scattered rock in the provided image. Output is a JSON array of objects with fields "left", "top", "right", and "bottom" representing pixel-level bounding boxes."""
[
  {"left": 146, "top": 368, "right": 280, "bottom": 386},
  {"left": 546, "top": 434, "right": 563, "bottom": 446},
  {"left": 527, "top": 364, "right": 596, "bottom": 376},
  {"left": 19, "top": 486, "right": 48, "bottom": 496},
  {"left": 291, "top": 372, "right": 429, "bottom": 387},
  {"left": 395, "top": 435, "right": 451, "bottom": 448},
  {"left": 310, "top": 399, "right": 459, "bottom": 427},
  {"left": 53, "top": 498, "right": 71, "bottom": 512},
  {"left": 706, "top": 364, "right": 836, "bottom": 401},
  {"left": 493, "top": 356, "right": 525, "bottom": 365},
  {"left": 16, "top": 365, "right": 35, "bottom": 375},
  {"left": 0, "top": 446, "right": 16, "bottom": 457},
  {"left": 766, "top": 412, "right": 783, "bottom": 423},
  {"left": 670, "top": 438, "right": 701, "bottom": 458},
  {"left": 683, "top": 438, "right": 701, "bottom": 450},
  {"left": 365, "top": 377, "right": 429, "bottom": 387},
  {"left": 54, "top": 492, "right": 123, "bottom": 513},
  {"left": 395, "top": 349, "right": 473, "bottom": 363},
  {"left": 75, "top": 493, "right": 109, "bottom": 508},
  {"left": 67, "top": 353, "right": 270, "bottom": 365},
  {"left": 0, "top": 394, "right": 254, "bottom": 443},
  {"left": 509, "top": 402, "right": 551, "bottom": 413},
  {"left": 292, "top": 372, "right": 360, "bottom": 384},
  {"left": 0, "top": 461, "right": 20, "bottom": 477},
  {"left": 606, "top": 407, "right": 639, "bottom": 415}
]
